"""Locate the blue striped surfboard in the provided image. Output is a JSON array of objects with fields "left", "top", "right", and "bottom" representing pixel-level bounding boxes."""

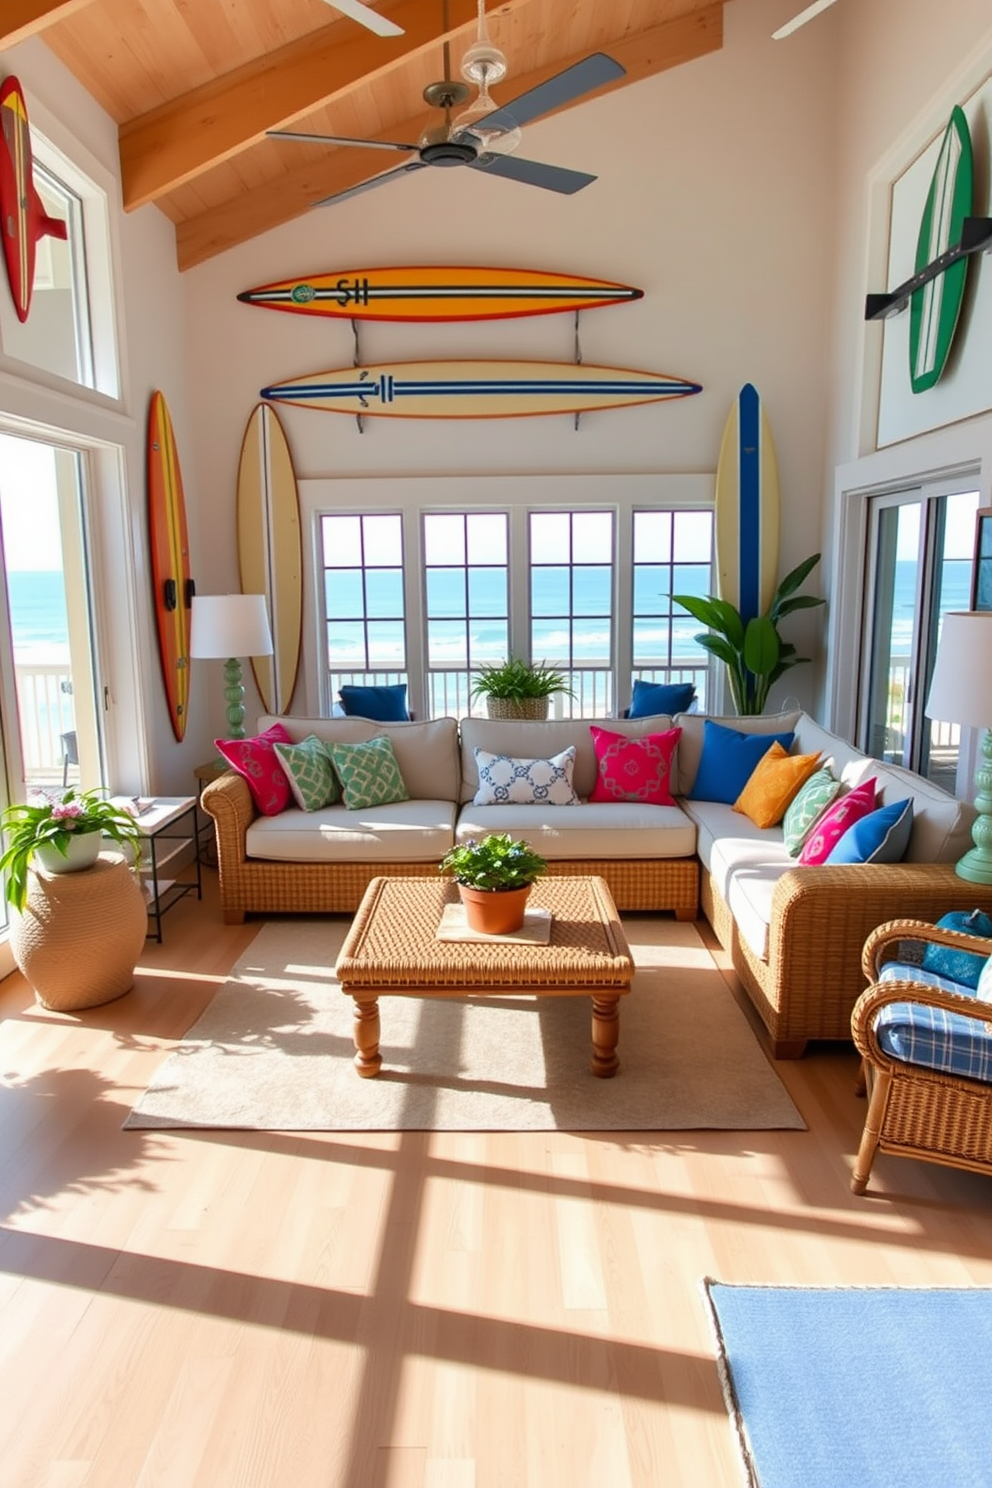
[
  {"left": 909, "top": 105, "right": 973, "bottom": 394},
  {"left": 260, "top": 359, "right": 702, "bottom": 418},
  {"left": 714, "top": 383, "right": 780, "bottom": 623}
]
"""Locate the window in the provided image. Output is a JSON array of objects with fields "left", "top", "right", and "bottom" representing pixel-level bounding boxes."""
[
  {"left": 316, "top": 496, "right": 713, "bottom": 719},
  {"left": 321, "top": 513, "right": 407, "bottom": 710},
  {"left": 633, "top": 509, "right": 713, "bottom": 709},
  {"left": 0, "top": 127, "right": 118, "bottom": 397},
  {"left": 859, "top": 484, "right": 979, "bottom": 787},
  {"left": 424, "top": 511, "right": 508, "bottom": 718},
  {"left": 530, "top": 510, "right": 614, "bottom": 716}
]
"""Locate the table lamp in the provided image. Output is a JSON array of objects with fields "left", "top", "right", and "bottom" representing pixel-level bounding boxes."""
[
  {"left": 190, "top": 594, "right": 274, "bottom": 742},
  {"left": 925, "top": 609, "right": 992, "bottom": 884}
]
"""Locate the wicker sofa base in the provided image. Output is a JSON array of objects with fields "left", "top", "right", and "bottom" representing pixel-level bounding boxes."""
[
  {"left": 214, "top": 854, "right": 698, "bottom": 923},
  {"left": 701, "top": 863, "right": 992, "bottom": 1059}
]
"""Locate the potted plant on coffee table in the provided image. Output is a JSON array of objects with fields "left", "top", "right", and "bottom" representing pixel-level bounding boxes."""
[
  {"left": 439, "top": 833, "right": 547, "bottom": 934},
  {"left": 0, "top": 787, "right": 144, "bottom": 910},
  {"left": 470, "top": 657, "right": 575, "bottom": 720}
]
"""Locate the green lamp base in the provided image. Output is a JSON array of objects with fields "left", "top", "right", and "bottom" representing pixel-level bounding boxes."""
[
  {"left": 956, "top": 729, "right": 992, "bottom": 884},
  {"left": 955, "top": 843, "right": 992, "bottom": 885}
]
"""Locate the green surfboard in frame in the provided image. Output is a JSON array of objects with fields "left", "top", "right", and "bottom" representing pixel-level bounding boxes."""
[{"left": 909, "top": 105, "right": 973, "bottom": 394}]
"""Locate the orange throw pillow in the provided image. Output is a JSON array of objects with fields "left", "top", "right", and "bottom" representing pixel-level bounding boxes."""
[{"left": 733, "top": 742, "right": 822, "bottom": 829}]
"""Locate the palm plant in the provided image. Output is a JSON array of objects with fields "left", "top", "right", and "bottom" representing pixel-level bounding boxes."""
[{"left": 673, "top": 554, "right": 825, "bottom": 716}]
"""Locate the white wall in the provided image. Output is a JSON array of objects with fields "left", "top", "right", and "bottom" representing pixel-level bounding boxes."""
[
  {"left": 0, "top": 37, "right": 194, "bottom": 793},
  {"left": 182, "top": 0, "right": 838, "bottom": 740},
  {"left": 823, "top": 0, "right": 992, "bottom": 730}
]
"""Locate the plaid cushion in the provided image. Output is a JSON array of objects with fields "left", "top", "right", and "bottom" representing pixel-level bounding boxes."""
[{"left": 875, "top": 964, "right": 992, "bottom": 1081}]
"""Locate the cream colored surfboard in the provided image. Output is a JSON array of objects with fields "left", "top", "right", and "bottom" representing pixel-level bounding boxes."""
[
  {"left": 236, "top": 404, "right": 302, "bottom": 714},
  {"left": 714, "top": 383, "right": 780, "bottom": 621}
]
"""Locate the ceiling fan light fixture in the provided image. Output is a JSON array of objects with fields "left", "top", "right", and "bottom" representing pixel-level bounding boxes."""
[{"left": 461, "top": 40, "right": 508, "bottom": 86}]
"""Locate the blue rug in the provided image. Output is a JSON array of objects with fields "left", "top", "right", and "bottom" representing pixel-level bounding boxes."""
[{"left": 703, "top": 1281, "right": 992, "bottom": 1488}]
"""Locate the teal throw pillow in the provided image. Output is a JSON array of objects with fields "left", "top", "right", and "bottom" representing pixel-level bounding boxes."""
[
  {"left": 782, "top": 768, "right": 841, "bottom": 855},
  {"left": 923, "top": 908, "right": 992, "bottom": 991},
  {"left": 824, "top": 797, "right": 913, "bottom": 865},
  {"left": 688, "top": 721, "right": 796, "bottom": 804},
  {"left": 327, "top": 735, "right": 410, "bottom": 810},
  {"left": 273, "top": 734, "right": 340, "bottom": 811}
]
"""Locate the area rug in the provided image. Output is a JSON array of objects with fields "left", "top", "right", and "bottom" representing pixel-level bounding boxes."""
[
  {"left": 703, "top": 1280, "right": 992, "bottom": 1488},
  {"left": 125, "top": 918, "right": 805, "bottom": 1131}
]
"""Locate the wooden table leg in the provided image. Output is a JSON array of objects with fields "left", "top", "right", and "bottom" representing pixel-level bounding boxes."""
[
  {"left": 352, "top": 997, "right": 382, "bottom": 1077},
  {"left": 590, "top": 993, "right": 620, "bottom": 1078}
]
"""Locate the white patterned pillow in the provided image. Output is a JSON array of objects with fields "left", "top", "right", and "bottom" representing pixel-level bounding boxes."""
[{"left": 473, "top": 746, "right": 579, "bottom": 806}]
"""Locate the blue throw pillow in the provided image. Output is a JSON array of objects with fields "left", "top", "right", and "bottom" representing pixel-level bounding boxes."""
[
  {"left": 687, "top": 721, "right": 795, "bottom": 804},
  {"left": 922, "top": 908, "right": 992, "bottom": 990},
  {"left": 628, "top": 679, "right": 697, "bottom": 719},
  {"left": 337, "top": 683, "right": 410, "bottom": 722},
  {"left": 825, "top": 797, "right": 913, "bottom": 865}
]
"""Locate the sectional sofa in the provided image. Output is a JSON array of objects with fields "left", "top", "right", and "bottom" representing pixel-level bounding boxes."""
[{"left": 201, "top": 708, "right": 986, "bottom": 1057}]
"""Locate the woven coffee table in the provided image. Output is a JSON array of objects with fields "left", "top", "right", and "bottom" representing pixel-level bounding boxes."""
[{"left": 335, "top": 875, "right": 635, "bottom": 1079}]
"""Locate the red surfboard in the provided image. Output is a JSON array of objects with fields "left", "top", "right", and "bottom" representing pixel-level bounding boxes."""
[
  {"left": 0, "top": 76, "right": 68, "bottom": 323},
  {"left": 147, "top": 392, "right": 194, "bottom": 742}
]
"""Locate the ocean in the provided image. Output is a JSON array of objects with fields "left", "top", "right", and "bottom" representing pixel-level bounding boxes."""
[{"left": 12, "top": 558, "right": 972, "bottom": 671}]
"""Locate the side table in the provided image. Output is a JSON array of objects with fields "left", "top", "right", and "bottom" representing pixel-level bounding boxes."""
[
  {"left": 114, "top": 796, "right": 203, "bottom": 941},
  {"left": 10, "top": 851, "right": 147, "bottom": 1010}
]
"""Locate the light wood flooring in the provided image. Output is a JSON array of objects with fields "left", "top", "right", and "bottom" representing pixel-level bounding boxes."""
[{"left": 1, "top": 872, "right": 991, "bottom": 1487}]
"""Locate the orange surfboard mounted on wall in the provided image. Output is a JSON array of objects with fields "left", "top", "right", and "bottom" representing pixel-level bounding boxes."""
[
  {"left": 0, "top": 76, "right": 68, "bottom": 322},
  {"left": 147, "top": 391, "right": 194, "bottom": 741}
]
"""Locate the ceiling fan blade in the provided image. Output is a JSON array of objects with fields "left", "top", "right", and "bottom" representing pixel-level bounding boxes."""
[
  {"left": 268, "top": 129, "right": 417, "bottom": 153},
  {"left": 471, "top": 152, "right": 596, "bottom": 195},
  {"left": 481, "top": 53, "right": 625, "bottom": 136},
  {"left": 322, "top": 0, "right": 405, "bottom": 37},
  {"left": 311, "top": 160, "right": 426, "bottom": 208},
  {"left": 772, "top": 0, "right": 839, "bottom": 40}
]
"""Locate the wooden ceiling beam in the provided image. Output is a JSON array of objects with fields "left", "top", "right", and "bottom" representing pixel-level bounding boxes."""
[
  {"left": 120, "top": 0, "right": 538, "bottom": 211},
  {"left": 176, "top": 3, "right": 725, "bottom": 270},
  {"left": 0, "top": 0, "right": 97, "bottom": 50}
]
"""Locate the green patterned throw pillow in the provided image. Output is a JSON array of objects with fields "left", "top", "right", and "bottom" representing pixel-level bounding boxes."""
[
  {"left": 274, "top": 734, "right": 341, "bottom": 811},
  {"left": 782, "top": 767, "right": 841, "bottom": 856},
  {"left": 327, "top": 735, "right": 410, "bottom": 810}
]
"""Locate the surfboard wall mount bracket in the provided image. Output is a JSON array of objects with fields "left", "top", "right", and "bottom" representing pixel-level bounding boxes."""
[{"left": 865, "top": 215, "right": 992, "bottom": 320}]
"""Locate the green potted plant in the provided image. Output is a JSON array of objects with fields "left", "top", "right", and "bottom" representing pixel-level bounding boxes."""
[
  {"left": 0, "top": 787, "right": 145, "bottom": 911},
  {"left": 470, "top": 657, "right": 575, "bottom": 720},
  {"left": 673, "top": 553, "right": 826, "bottom": 716},
  {"left": 439, "top": 832, "right": 547, "bottom": 934}
]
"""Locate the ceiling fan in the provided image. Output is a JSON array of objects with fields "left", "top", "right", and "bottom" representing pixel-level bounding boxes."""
[
  {"left": 772, "top": 0, "right": 838, "bottom": 40},
  {"left": 268, "top": 0, "right": 624, "bottom": 208},
  {"left": 324, "top": 0, "right": 404, "bottom": 38}
]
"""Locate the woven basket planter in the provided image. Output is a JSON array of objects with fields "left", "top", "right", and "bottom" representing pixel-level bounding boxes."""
[{"left": 486, "top": 697, "right": 550, "bottom": 720}]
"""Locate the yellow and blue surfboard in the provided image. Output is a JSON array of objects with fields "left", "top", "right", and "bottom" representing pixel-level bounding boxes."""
[{"left": 714, "top": 383, "right": 780, "bottom": 623}]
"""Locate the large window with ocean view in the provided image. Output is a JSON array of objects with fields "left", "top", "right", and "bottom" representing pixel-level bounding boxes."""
[
  {"left": 322, "top": 512, "right": 408, "bottom": 709},
  {"left": 633, "top": 509, "right": 713, "bottom": 710},
  {"left": 529, "top": 510, "right": 614, "bottom": 717},
  {"left": 424, "top": 511, "right": 508, "bottom": 719},
  {"left": 317, "top": 498, "right": 713, "bottom": 720}
]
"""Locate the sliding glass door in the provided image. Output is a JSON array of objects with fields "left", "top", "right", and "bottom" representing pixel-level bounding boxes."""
[{"left": 859, "top": 483, "right": 978, "bottom": 787}]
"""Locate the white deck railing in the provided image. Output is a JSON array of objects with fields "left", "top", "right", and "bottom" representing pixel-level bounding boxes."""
[{"left": 15, "top": 663, "right": 76, "bottom": 787}]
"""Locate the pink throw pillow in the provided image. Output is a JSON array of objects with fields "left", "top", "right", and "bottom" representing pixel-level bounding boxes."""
[
  {"left": 798, "top": 777, "right": 877, "bottom": 865},
  {"left": 216, "top": 722, "right": 293, "bottom": 815},
  {"left": 589, "top": 725, "right": 682, "bottom": 806}
]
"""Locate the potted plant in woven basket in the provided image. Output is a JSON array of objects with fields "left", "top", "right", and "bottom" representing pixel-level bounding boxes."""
[
  {"left": 0, "top": 787, "right": 144, "bottom": 911},
  {"left": 470, "top": 657, "right": 575, "bottom": 720},
  {"left": 439, "top": 833, "right": 547, "bottom": 934}
]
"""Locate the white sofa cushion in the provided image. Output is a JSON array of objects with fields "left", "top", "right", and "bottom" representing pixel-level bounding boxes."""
[
  {"left": 459, "top": 715, "right": 674, "bottom": 803},
  {"left": 246, "top": 799, "right": 457, "bottom": 862},
  {"left": 680, "top": 799, "right": 793, "bottom": 960},
  {"left": 258, "top": 714, "right": 460, "bottom": 802},
  {"left": 454, "top": 800, "right": 696, "bottom": 859}
]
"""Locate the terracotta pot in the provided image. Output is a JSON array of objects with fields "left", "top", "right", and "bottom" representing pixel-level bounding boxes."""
[{"left": 458, "top": 882, "right": 531, "bottom": 935}]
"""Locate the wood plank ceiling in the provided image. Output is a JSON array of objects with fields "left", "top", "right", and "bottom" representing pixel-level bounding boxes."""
[{"left": 3, "top": 0, "right": 733, "bottom": 268}]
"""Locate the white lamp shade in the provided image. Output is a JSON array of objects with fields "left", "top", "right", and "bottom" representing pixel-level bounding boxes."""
[
  {"left": 925, "top": 611, "right": 992, "bottom": 727},
  {"left": 190, "top": 594, "right": 274, "bottom": 660}
]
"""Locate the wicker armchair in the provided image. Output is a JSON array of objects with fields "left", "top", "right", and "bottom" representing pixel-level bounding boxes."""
[{"left": 851, "top": 918, "right": 992, "bottom": 1194}]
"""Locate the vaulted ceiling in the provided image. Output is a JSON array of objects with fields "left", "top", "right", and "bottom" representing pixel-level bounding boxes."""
[{"left": 4, "top": 0, "right": 733, "bottom": 269}]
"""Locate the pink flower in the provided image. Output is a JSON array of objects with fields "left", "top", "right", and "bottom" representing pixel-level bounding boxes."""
[{"left": 51, "top": 801, "right": 85, "bottom": 823}]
